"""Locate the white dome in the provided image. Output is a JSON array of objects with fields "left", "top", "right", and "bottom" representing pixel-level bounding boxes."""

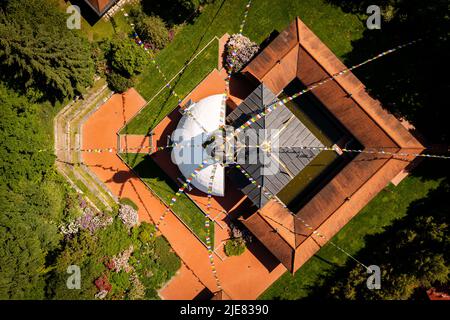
[{"left": 171, "top": 94, "right": 226, "bottom": 196}]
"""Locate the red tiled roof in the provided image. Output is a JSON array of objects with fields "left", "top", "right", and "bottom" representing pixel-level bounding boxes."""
[{"left": 84, "top": 0, "right": 117, "bottom": 15}]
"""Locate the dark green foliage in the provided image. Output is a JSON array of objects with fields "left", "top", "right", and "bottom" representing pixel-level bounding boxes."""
[
  {"left": 110, "top": 271, "right": 131, "bottom": 298},
  {"left": 328, "top": 0, "right": 450, "bottom": 145},
  {"left": 109, "top": 34, "right": 148, "bottom": 77},
  {"left": 224, "top": 238, "right": 246, "bottom": 257},
  {"left": 103, "top": 34, "right": 147, "bottom": 91},
  {"left": 0, "top": 86, "right": 55, "bottom": 187},
  {"left": 91, "top": 41, "right": 109, "bottom": 76},
  {"left": 0, "top": 84, "right": 65, "bottom": 299},
  {"left": 107, "top": 71, "right": 135, "bottom": 93},
  {"left": 48, "top": 216, "right": 132, "bottom": 300},
  {"left": 47, "top": 232, "right": 102, "bottom": 300},
  {"left": 0, "top": 0, "right": 94, "bottom": 102},
  {"left": 141, "top": 0, "right": 202, "bottom": 25},
  {"left": 131, "top": 235, "right": 181, "bottom": 299},
  {"left": 135, "top": 16, "right": 170, "bottom": 50},
  {"left": 48, "top": 217, "right": 180, "bottom": 300}
]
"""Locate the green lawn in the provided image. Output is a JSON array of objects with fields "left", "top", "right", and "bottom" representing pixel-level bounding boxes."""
[
  {"left": 122, "top": 0, "right": 365, "bottom": 134},
  {"left": 81, "top": 12, "right": 132, "bottom": 42},
  {"left": 120, "top": 153, "right": 214, "bottom": 246},
  {"left": 259, "top": 176, "right": 441, "bottom": 299}
]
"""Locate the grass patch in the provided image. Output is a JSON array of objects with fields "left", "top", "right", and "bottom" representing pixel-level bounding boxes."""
[
  {"left": 120, "top": 153, "right": 214, "bottom": 245},
  {"left": 259, "top": 176, "right": 441, "bottom": 299},
  {"left": 132, "top": 235, "right": 181, "bottom": 299}
]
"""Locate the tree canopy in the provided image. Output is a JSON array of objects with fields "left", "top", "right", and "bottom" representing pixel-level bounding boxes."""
[
  {"left": 0, "top": 84, "right": 64, "bottom": 299},
  {"left": 0, "top": 0, "right": 94, "bottom": 102}
]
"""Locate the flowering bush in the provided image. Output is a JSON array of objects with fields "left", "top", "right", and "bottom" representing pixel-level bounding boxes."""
[
  {"left": 110, "top": 245, "right": 134, "bottom": 273},
  {"left": 118, "top": 204, "right": 139, "bottom": 228},
  {"left": 60, "top": 207, "right": 113, "bottom": 237},
  {"left": 225, "top": 34, "right": 259, "bottom": 73},
  {"left": 229, "top": 222, "right": 253, "bottom": 243},
  {"left": 94, "top": 290, "right": 108, "bottom": 300}
]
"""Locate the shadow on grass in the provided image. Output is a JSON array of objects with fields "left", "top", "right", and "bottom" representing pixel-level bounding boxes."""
[
  {"left": 324, "top": 0, "right": 449, "bottom": 182},
  {"left": 128, "top": 154, "right": 178, "bottom": 191}
]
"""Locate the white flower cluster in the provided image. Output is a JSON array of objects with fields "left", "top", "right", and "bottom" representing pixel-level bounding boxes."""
[
  {"left": 60, "top": 220, "right": 80, "bottom": 237},
  {"left": 118, "top": 204, "right": 139, "bottom": 228},
  {"left": 111, "top": 245, "right": 134, "bottom": 273},
  {"left": 225, "top": 33, "right": 259, "bottom": 73}
]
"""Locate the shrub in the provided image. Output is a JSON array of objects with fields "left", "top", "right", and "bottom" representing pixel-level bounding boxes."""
[
  {"left": 129, "top": 4, "right": 145, "bottom": 21},
  {"left": 138, "top": 222, "right": 156, "bottom": 243},
  {"left": 60, "top": 207, "right": 113, "bottom": 237},
  {"left": 91, "top": 41, "right": 108, "bottom": 76},
  {"left": 110, "top": 34, "right": 147, "bottom": 76},
  {"left": 135, "top": 16, "right": 170, "bottom": 50},
  {"left": 129, "top": 272, "right": 145, "bottom": 300},
  {"left": 224, "top": 237, "right": 246, "bottom": 257},
  {"left": 107, "top": 71, "right": 134, "bottom": 93},
  {"left": 95, "top": 274, "right": 112, "bottom": 293},
  {"left": 118, "top": 204, "right": 139, "bottom": 228},
  {"left": 225, "top": 34, "right": 259, "bottom": 73},
  {"left": 109, "top": 270, "right": 131, "bottom": 297}
]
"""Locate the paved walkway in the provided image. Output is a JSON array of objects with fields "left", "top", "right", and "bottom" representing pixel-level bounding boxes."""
[{"left": 82, "top": 88, "right": 286, "bottom": 299}]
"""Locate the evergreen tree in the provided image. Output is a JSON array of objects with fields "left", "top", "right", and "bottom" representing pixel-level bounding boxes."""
[{"left": 0, "top": 0, "right": 94, "bottom": 102}]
